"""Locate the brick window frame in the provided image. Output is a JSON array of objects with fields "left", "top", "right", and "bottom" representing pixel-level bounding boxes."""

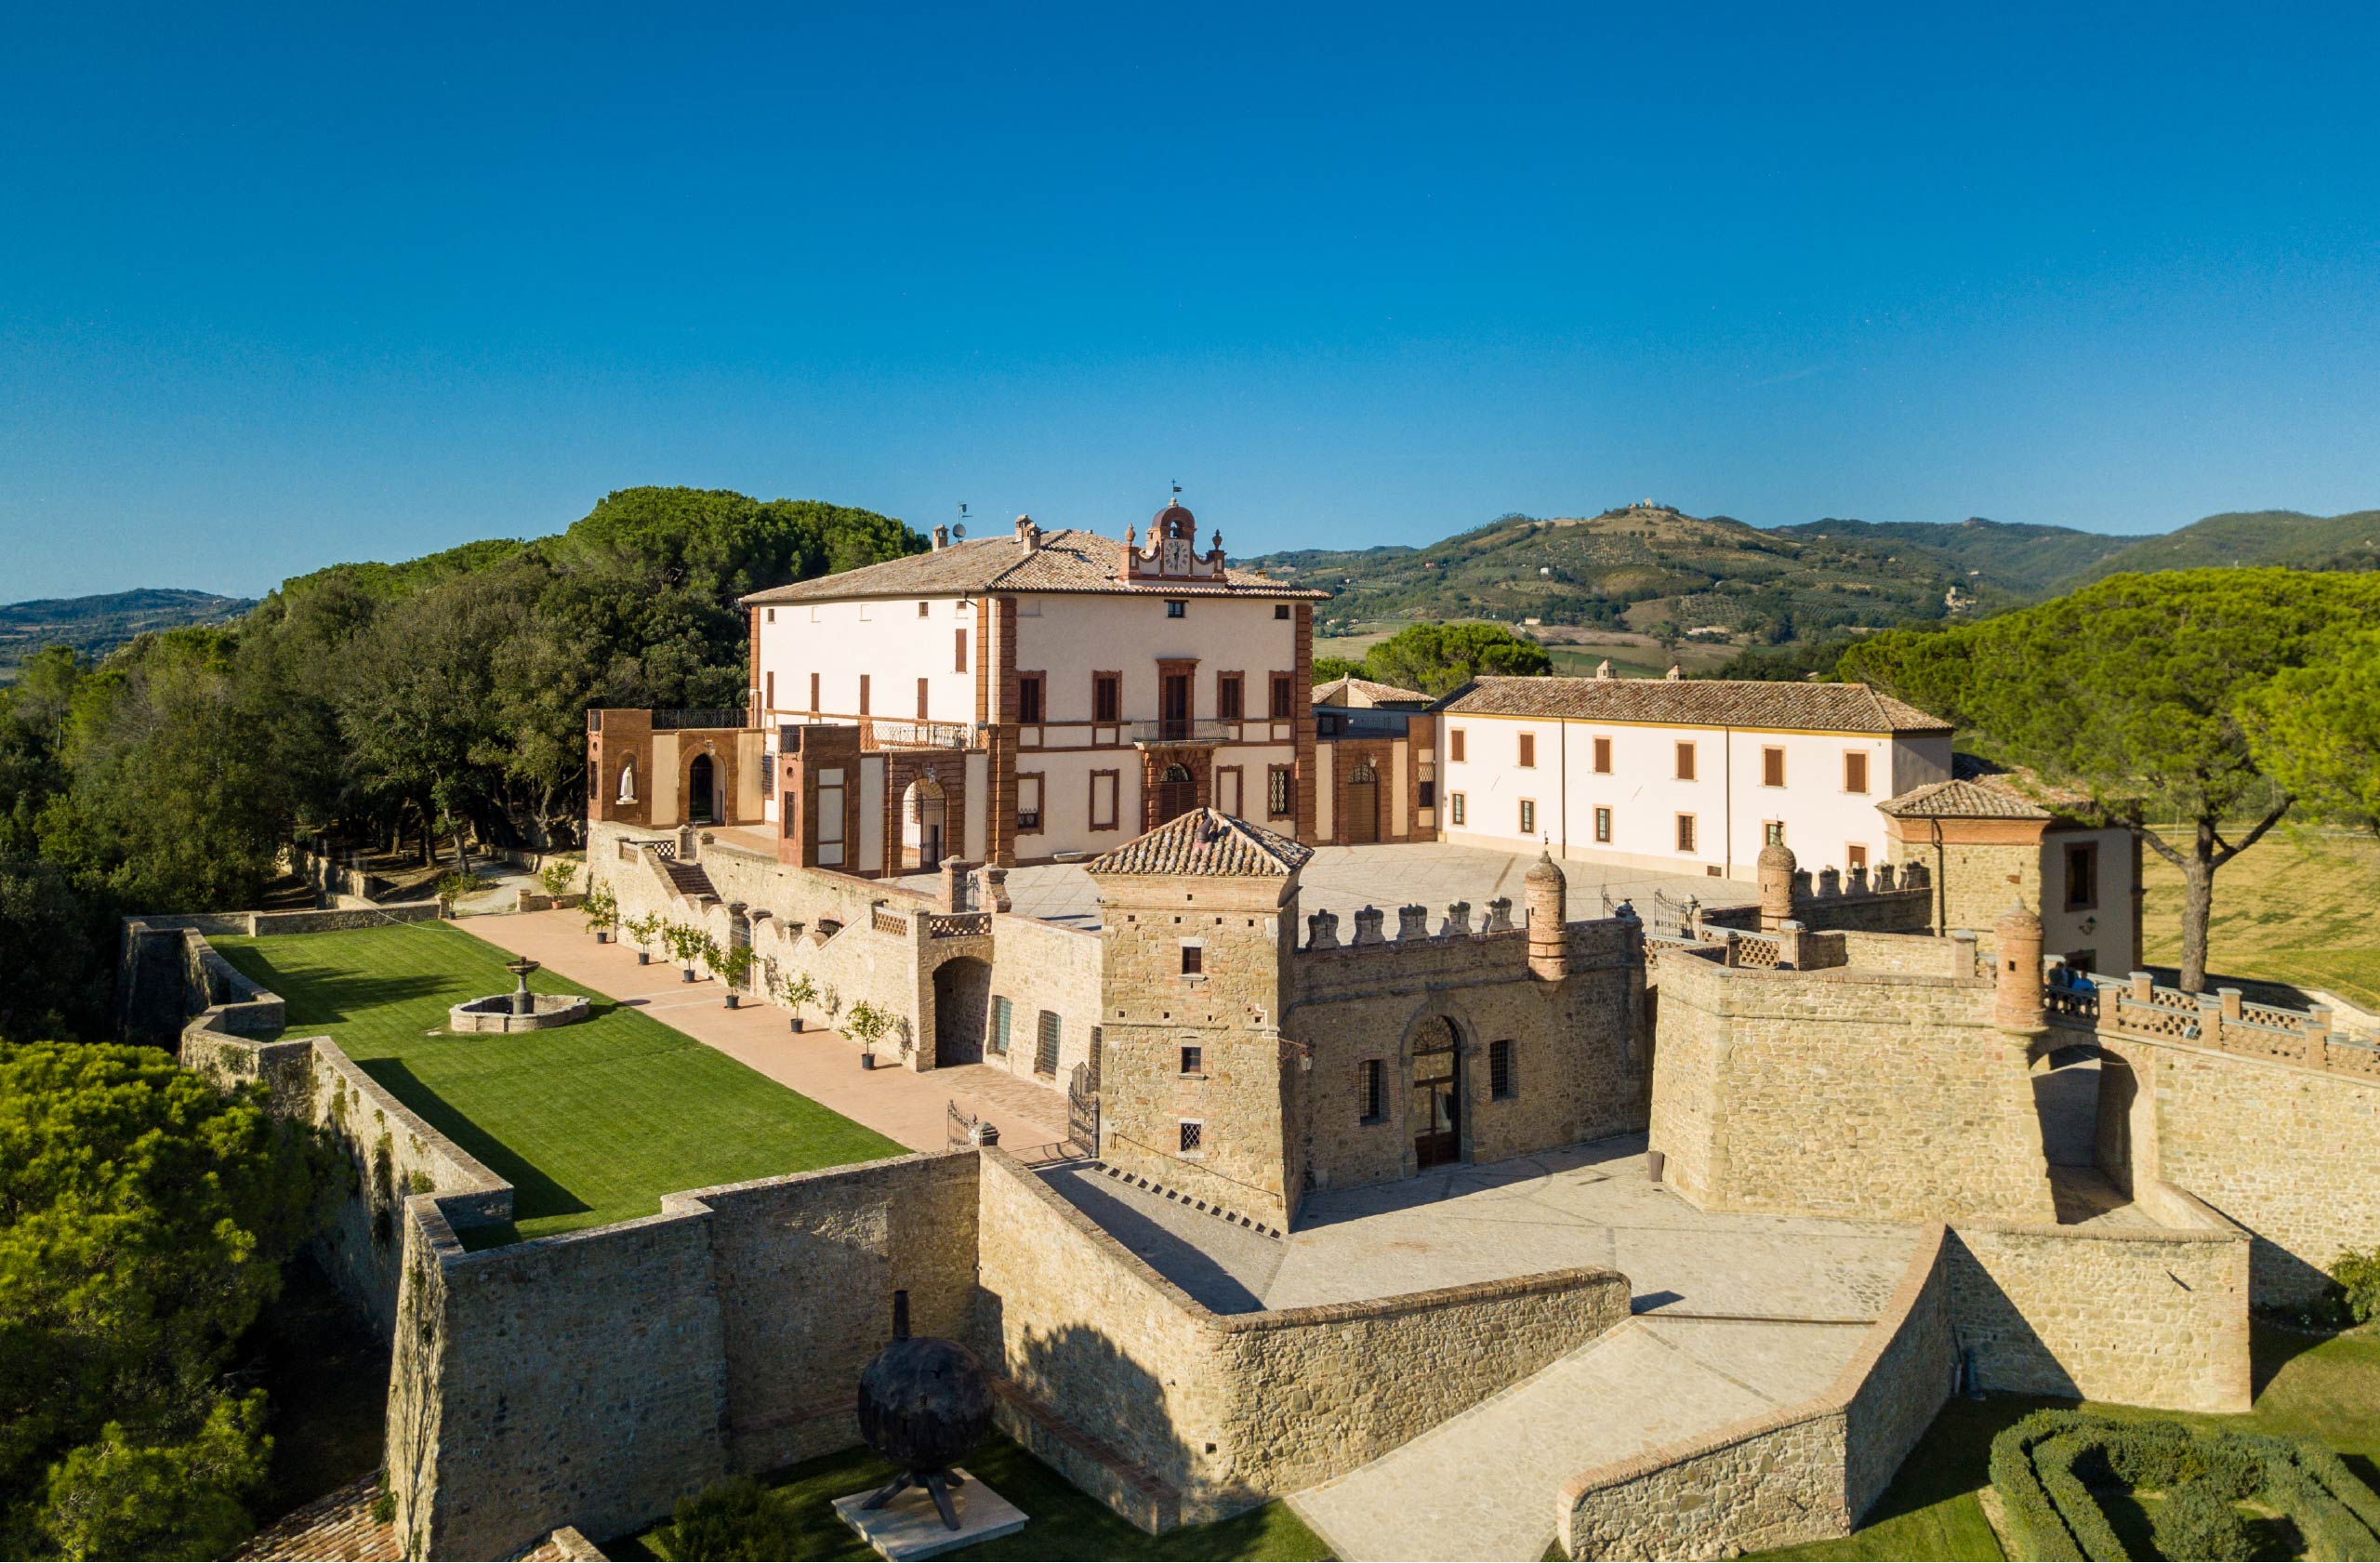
[
  {"left": 1216, "top": 671, "right": 1244, "bottom": 722},
  {"left": 1519, "top": 798, "right": 1537, "bottom": 836},
  {"left": 1266, "top": 764, "right": 1294, "bottom": 818},
  {"left": 1089, "top": 769, "right": 1120, "bottom": 831},
  {"left": 1269, "top": 671, "right": 1296, "bottom": 720},
  {"left": 1593, "top": 805, "right": 1611, "bottom": 843}
]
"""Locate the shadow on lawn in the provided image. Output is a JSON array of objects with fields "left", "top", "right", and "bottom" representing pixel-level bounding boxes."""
[
  {"left": 358, "top": 1057, "right": 591, "bottom": 1227},
  {"left": 217, "top": 947, "right": 458, "bottom": 1028}
]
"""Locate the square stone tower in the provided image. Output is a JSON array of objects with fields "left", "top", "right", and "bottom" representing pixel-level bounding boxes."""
[{"left": 1084, "top": 809, "right": 1312, "bottom": 1232}]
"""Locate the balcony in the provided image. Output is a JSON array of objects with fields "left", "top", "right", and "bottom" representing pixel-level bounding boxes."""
[
  {"left": 1130, "top": 717, "right": 1235, "bottom": 747},
  {"left": 866, "top": 720, "right": 981, "bottom": 750}
]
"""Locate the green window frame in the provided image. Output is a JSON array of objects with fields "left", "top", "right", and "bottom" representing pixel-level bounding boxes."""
[{"left": 990, "top": 996, "right": 1011, "bottom": 1055}]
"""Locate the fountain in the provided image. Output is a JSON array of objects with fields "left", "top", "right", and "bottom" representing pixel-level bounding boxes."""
[{"left": 448, "top": 956, "right": 592, "bottom": 1034}]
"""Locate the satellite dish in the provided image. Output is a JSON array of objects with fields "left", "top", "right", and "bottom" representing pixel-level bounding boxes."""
[{"left": 952, "top": 523, "right": 966, "bottom": 539}]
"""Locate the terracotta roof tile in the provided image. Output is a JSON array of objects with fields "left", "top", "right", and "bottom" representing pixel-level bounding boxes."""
[
  {"left": 1880, "top": 755, "right": 2093, "bottom": 820},
  {"left": 1083, "top": 808, "right": 1315, "bottom": 878},
  {"left": 1440, "top": 676, "right": 1952, "bottom": 734},
  {"left": 739, "top": 529, "right": 1327, "bottom": 605},
  {"left": 1311, "top": 676, "right": 1433, "bottom": 707}
]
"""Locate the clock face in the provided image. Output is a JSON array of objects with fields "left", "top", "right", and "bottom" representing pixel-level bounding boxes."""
[{"left": 1162, "top": 536, "right": 1191, "bottom": 574}]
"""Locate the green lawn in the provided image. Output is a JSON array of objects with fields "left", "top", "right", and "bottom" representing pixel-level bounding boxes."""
[
  {"left": 214, "top": 921, "right": 905, "bottom": 1245},
  {"left": 2140, "top": 826, "right": 2380, "bottom": 1011},
  {"left": 611, "top": 1435, "right": 1332, "bottom": 1562},
  {"left": 1759, "top": 1326, "right": 2380, "bottom": 1560}
]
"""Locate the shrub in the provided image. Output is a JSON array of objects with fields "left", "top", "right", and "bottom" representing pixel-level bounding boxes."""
[
  {"left": 2151, "top": 1480, "right": 2254, "bottom": 1562},
  {"left": 2293, "top": 1436, "right": 2380, "bottom": 1536},
  {"left": 2335, "top": 1248, "right": 2380, "bottom": 1324},
  {"left": 659, "top": 1475, "right": 806, "bottom": 1562},
  {"left": 539, "top": 858, "right": 579, "bottom": 898},
  {"left": 2034, "top": 1432, "right": 2130, "bottom": 1561},
  {"left": 1990, "top": 1411, "right": 2087, "bottom": 1561}
]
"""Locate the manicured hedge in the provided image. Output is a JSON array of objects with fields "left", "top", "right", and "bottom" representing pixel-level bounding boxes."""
[{"left": 1988, "top": 1411, "right": 2380, "bottom": 1562}]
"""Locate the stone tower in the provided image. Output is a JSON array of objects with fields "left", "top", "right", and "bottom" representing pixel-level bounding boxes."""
[
  {"left": 1526, "top": 850, "right": 1567, "bottom": 981},
  {"left": 1083, "top": 808, "right": 1313, "bottom": 1232},
  {"left": 1994, "top": 901, "right": 2046, "bottom": 1032},
  {"left": 1757, "top": 841, "right": 1797, "bottom": 932}
]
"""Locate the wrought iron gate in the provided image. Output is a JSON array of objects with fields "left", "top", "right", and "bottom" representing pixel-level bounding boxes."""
[{"left": 1067, "top": 1058, "right": 1099, "bottom": 1155}]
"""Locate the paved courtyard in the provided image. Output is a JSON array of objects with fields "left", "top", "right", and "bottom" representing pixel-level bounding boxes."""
[{"left": 903, "top": 841, "right": 1753, "bottom": 934}]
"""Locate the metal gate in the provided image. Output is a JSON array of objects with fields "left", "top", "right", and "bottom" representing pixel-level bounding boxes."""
[{"left": 1067, "top": 1058, "right": 1099, "bottom": 1155}]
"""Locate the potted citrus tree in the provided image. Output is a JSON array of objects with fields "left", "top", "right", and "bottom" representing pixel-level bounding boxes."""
[
  {"left": 667, "top": 922, "right": 702, "bottom": 983},
  {"left": 582, "top": 884, "right": 618, "bottom": 943},
  {"left": 717, "top": 942, "right": 755, "bottom": 1009},
  {"left": 846, "top": 1000, "right": 890, "bottom": 1069},
  {"left": 783, "top": 972, "right": 819, "bottom": 1033},
  {"left": 626, "top": 912, "right": 659, "bottom": 965}
]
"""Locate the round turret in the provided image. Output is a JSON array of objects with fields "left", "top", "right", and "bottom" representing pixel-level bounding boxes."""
[
  {"left": 1757, "top": 841, "right": 1797, "bottom": 930},
  {"left": 1993, "top": 901, "right": 2045, "bottom": 1031},
  {"left": 1526, "top": 851, "right": 1567, "bottom": 981}
]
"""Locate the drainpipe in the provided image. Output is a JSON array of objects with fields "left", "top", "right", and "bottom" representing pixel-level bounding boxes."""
[
  {"left": 1723, "top": 725, "right": 1734, "bottom": 880},
  {"left": 1558, "top": 718, "right": 1568, "bottom": 862},
  {"left": 1931, "top": 818, "right": 1948, "bottom": 931}
]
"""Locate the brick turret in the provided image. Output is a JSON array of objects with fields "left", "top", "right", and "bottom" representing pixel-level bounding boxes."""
[
  {"left": 1526, "top": 851, "right": 1567, "bottom": 981},
  {"left": 1757, "top": 841, "right": 1796, "bottom": 932},
  {"left": 1994, "top": 901, "right": 2045, "bottom": 1032}
]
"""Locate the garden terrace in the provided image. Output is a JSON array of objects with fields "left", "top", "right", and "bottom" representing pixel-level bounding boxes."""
[{"left": 211, "top": 920, "right": 905, "bottom": 1244}]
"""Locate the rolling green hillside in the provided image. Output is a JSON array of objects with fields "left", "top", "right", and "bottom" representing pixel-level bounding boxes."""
[
  {"left": 1770, "top": 516, "right": 2142, "bottom": 598},
  {"left": 0, "top": 587, "right": 257, "bottom": 677},
  {"left": 2069, "top": 508, "right": 2380, "bottom": 585}
]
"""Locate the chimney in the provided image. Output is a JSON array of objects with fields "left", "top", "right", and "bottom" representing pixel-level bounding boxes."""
[
  {"left": 931, "top": 523, "right": 949, "bottom": 550},
  {"left": 1593, "top": 659, "right": 1612, "bottom": 680},
  {"left": 1014, "top": 514, "right": 1039, "bottom": 551},
  {"left": 1665, "top": 665, "right": 1682, "bottom": 681}
]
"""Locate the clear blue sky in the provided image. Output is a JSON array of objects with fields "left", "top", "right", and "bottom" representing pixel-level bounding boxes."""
[{"left": 5, "top": 2, "right": 2377, "bottom": 600}]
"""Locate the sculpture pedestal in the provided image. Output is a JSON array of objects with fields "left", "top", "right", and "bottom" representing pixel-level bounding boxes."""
[{"left": 832, "top": 1468, "right": 1025, "bottom": 1560}]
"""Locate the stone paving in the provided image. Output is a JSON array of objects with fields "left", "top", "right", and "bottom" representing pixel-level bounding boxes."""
[{"left": 901, "top": 841, "right": 1752, "bottom": 933}]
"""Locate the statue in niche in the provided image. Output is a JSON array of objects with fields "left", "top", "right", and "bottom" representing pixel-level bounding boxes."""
[{"left": 616, "top": 755, "right": 638, "bottom": 803}]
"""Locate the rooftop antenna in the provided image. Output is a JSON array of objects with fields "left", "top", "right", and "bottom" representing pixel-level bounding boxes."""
[{"left": 953, "top": 501, "right": 967, "bottom": 540}]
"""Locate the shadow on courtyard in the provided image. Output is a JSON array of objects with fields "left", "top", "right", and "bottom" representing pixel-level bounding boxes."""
[{"left": 355, "top": 1057, "right": 591, "bottom": 1229}]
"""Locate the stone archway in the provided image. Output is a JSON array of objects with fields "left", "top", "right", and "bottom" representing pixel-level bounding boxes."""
[
  {"left": 902, "top": 775, "right": 948, "bottom": 871},
  {"left": 687, "top": 752, "right": 718, "bottom": 825},
  {"left": 932, "top": 956, "right": 991, "bottom": 1067}
]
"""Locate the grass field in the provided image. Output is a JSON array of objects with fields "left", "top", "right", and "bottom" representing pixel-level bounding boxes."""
[
  {"left": 215, "top": 921, "right": 904, "bottom": 1244},
  {"left": 1759, "top": 1326, "right": 2380, "bottom": 1560},
  {"left": 2138, "top": 827, "right": 2380, "bottom": 1011},
  {"left": 612, "top": 1434, "right": 1332, "bottom": 1562}
]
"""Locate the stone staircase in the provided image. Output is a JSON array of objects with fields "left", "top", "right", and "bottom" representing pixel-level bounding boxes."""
[{"left": 661, "top": 857, "right": 720, "bottom": 905}]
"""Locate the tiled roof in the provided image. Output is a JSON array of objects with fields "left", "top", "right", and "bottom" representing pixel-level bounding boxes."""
[
  {"left": 1311, "top": 675, "right": 1433, "bottom": 707},
  {"left": 1083, "top": 808, "right": 1315, "bottom": 878},
  {"left": 1440, "top": 676, "right": 1952, "bottom": 734},
  {"left": 739, "top": 529, "right": 1328, "bottom": 605},
  {"left": 1880, "top": 754, "right": 2090, "bottom": 821}
]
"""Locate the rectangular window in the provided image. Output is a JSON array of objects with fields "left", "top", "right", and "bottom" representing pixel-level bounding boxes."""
[
  {"left": 918, "top": 601, "right": 931, "bottom": 618},
  {"left": 1449, "top": 791, "right": 1466, "bottom": 826},
  {"left": 1215, "top": 765, "right": 1243, "bottom": 816},
  {"left": 1018, "top": 672, "right": 1045, "bottom": 725},
  {"left": 1518, "top": 732, "right": 1536, "bottom": 768},
  {"left": 1181, "top": 1045, "right": 1203, "bottom": 1075},
  {"left": 1093, "top": 673, "right": 1121, "bottom": 724},
  {"left": 2065, "top": 841, "right": 2098, "bottom": 909},
  {"left": 1034, "top": 1012, "right": 1061, "bottom": 1076},
  {"left": 1271, "top": 672, "right": 1295, "bottom": 719},
  {"left": 1217, "top": 672, "right": 1244, "bottom": 721},
  {"left": 1361, "top": 1059, "right": 1384, "bottom": 1122},
  {"left": 765, "top": 671, "right": 775, "bottom": 710},
  {"left": 1593, "top": 806, "right": 1611, "bottom": 843},
  {"left": 955, "top": 628, "right": 968, "bottom": 672},
  {"left": 766, "top": 608, "right": 775, "bottom": 623},
  {"left": 1765, "top": 820, "right": 1785, "bottom": 846},
  {"left": 990, "top": 997, "right": 1011, "bottom": 1055},
  {"left": 1489, "top": 1040, "right": 1515, "bottom": 1100},
  {"left": 1847, "top": 843, "right": 1870, "bottom": 872},
  {"left": 1519, "top": 799, "right": 1537, "bottom": 836},
  {"left": 1178, "top": 1120, "right": 1202, "bottom": 1152},
  {"left": 1267, "top": 764, "right": 1293, "bottom": 817},
  {"left": 1674, "top": 741, "right": 1696, "bottom": 781},
  {"left": 1449, "top": 728, "right": 1466, "bottom": 762},
  {"left": 917, "top": 677, "right": 931, "bottom": 721},
  {"left": 1763, "top": 746, "right": 1785, "bottom": 788},
  {"left": 1417, "top": 779, "right": 1435, "bottom": 808},
  {"left": 1844, "top": 751, "right": 1870, "bottom": 794},
  {"left": 1676, "top": 814, "right": 1698, "bottom": 854},
  {"left": 1166, "top": 600, "right": 1186, "bottom": 618},
  {"left": 1017, "top": 773, "right": 1044, "bottom": 834},
  {"left": 858, "top": 674, "right": 871, "bottom": 715},
  {"left": 1275, "top": 603, "right": 1290, "bottom": 619},
  {"left": 1593, "top": 735, "right": 1611, "bottom": 774},
  {"left": 1090, "top": 770, "right": 1119, "bottom": 831},
  {"left": 1181, "top": 943, "right": 1203, "bottom": 975},
  {"left": 809, "top": 671, "right": 820, "bottom": 711}
]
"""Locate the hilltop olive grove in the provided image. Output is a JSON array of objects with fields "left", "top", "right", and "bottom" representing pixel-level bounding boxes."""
[{"left": 0, "top": 487, "right": 920, "bottom": 1042}]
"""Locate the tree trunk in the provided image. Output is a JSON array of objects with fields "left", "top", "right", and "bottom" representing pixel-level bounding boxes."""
[{"left": 2178, "top": 841, "right": 2215, "bottom": 994}]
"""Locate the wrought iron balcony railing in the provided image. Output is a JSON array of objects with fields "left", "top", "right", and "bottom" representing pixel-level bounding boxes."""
[{"left": 1129, "top": 717, "right": 1234, "bottom": 746}]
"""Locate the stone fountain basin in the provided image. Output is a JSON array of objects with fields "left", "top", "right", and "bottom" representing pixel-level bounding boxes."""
[{"left": 447, "top": 993, "right": 591, "bottom": 1034}]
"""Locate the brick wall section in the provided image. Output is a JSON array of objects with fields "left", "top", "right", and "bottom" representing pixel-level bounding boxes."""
[
  {"left": 976, "top": 1150, "right": 1631, "bottom": 1527},
  {"left": 1560, "top": 1227, "right": 1956, "bottom": 1560},
  {"left": 1293, "top": 603, "right": 1317, "bottom": 843},
  {"left": 1648, "top": 949, "right": 2055, "bottom": 1223},
  {"left": 1945, "top": 1190, "right": 2252, "bottom": 1411}
]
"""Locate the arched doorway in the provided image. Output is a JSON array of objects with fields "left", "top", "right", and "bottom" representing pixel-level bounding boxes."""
[
  {"left": 933, "top": 957, "right": 991, "bottom": 1066},
  {"left": 902, "top": 776, "right": 947, "bottom": 870},
  {"left": 1156, "top": 762, "right": 1197, "bottom": 825},
  {"left": 1345, "top": 759, "right": 1380, "bottom": 844},
  {"left": 1411, "top": 1015, "right": 1462, "bottom": 1170},
  {"left": 688, "top": 752, "right": 718, "bottom": 825}
]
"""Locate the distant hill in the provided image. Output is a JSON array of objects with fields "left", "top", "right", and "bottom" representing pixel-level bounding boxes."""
[
  {"left": 2067, "top": 509, "right": 2380, "bottom": 586},
  {"left": 0, "top": 587, "right": 257, "bottom": 675},
  {"left": 1240, "top": 503, "right": 2129, "bottom": 648}
]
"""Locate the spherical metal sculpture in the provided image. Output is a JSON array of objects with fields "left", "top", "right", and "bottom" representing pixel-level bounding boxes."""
[{"left": 855, "top": 1290, "right": 992, "bottom": 1530}]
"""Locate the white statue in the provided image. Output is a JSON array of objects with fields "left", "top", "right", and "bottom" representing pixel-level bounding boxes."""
[{"left": 616, "top": 755, "right": 638, "bottom": 803}]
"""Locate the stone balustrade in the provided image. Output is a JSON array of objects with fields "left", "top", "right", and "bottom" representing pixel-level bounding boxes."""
[{"left": 2043, "top": 965, "right": 2379, "bottom": 1080}]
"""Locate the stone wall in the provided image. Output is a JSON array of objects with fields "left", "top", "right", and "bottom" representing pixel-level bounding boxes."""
[
  {"left": 1944, "top": 1189, "right": 2252, "bottom": 1412},
  {"left": 1648, "top": 949, "right": 2055, "bottom": 1224},
  {"left": 390, "top": 1152, "right": 983, "bottom": 1561},
  {"left": 976, "top": 1150, "right": 1631, "bottom": 1526},
  {"left": 1560, "top": 1227, "right": 1957, "bottom": 1560}
]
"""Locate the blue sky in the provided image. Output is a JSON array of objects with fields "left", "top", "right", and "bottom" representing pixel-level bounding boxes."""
[{"left": 4, "top": 2, "right": 2377, "bottom": 600}]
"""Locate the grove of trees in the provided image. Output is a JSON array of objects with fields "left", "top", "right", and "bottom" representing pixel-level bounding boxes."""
[{"left": 1316, "top": 621, "right": 1553, "bottom": 696}]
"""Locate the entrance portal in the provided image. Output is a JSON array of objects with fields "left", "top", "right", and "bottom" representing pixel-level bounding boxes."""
[
  {"left": 1412, "top": 1017, "right": 1461, "bottom": 1169},
  {"left": 1156, "top": 762, "right": 1197, "bottom": 825},
  {"left": 688, "top": 753, "right": 718, "bottom": 825},
  {"left": 901, "top": 776, "right": 947, "bottom": 871},
  {"left": 932, "top": 957, "right": 991, "bottom": 1067},
  {"left": 1345, "top": 759, "right": 1380, "bottom": 844}
]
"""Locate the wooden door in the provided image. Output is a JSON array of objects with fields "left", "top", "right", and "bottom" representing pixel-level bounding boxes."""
[
  {"left": 1155, "top": 763, "right": 1197, "bottom": 825},
  {"left": 1160, "top": 672, "right": 1191, "bottom": 741},
  {"left": 1346, "top": 760, "right": 1380, "bottom": 845},
  {"left": 1412, "top": 1035, "right": 1461, "bottom": 1169}
]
